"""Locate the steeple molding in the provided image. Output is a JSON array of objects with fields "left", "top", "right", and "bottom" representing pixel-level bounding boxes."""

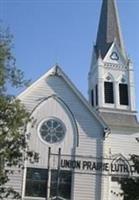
[
  {"left": 88, "top": 0, "right": 136, "bottom": 114},
  {"left": 103, "top": 41, "right": 128, "bottom": 67}
]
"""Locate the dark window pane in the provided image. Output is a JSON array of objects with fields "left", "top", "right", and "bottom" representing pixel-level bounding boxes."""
[
  {"left": 119, "top": 84, "right": 129, "bottom": 105},
  {"left": 95, "top": 85, "right": 98, "bottom": 106},
  {"left": 59, "top": 171, "right": 72, "bottom": 199},
  {"left": 50, "top": 170, "right": 72, "bottom": 199},
  {"left": 50, "top": 170, "right": 57, "bottom": 197},
  {"left": 25, "top": 168, "right": 48, "bottom": 197},
  {"left": 91, "top": 90, "right": 94, "bottom": 106},
  {"left": 104, "top": 82, "right": 114, "bottom": 103},
  {"left": 111, "top": 176, "right": 121, "bottom": 182}
]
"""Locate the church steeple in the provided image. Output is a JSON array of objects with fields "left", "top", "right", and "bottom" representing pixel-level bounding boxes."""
[
  {"left": 95, "top": 0, "right": 125, "bottom": 58},
  {"left": 88, "top": 0, "right": 136, "bottom": 115}
]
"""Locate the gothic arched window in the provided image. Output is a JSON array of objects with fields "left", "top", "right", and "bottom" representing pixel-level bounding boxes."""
[
  {"left": 104, "top": 76, "right": 114, "bottom": 104},
  {"left": 119, "top": 83, "right": 129, "bottom": 105},
  {"left": 119, "top": 77, "right": 129, "bottom": 105},
  {"left": 91, "top": 89, "right": 94, "bottom": 106},
  {"left": 95, "top": 85, "right": 98, "bottom": 106}
]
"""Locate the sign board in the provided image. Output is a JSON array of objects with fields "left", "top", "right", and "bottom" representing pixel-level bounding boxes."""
[
  {"left": 60, "top": 158, "right": 136, "bottom": 176},
  {"left": 49, "top": 152, "right": 138, "bottom": 177}
]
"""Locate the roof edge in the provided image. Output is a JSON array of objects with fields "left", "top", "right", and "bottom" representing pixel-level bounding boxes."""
[{"left": 18, "top": 65, "right": 108, "bottom": 129}]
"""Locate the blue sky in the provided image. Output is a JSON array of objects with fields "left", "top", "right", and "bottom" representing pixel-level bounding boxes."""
[{"left": 0, "top": 0, "right": 139, "bottom": 113}]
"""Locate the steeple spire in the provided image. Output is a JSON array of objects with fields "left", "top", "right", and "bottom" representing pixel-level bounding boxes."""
[
  {"left": 95, "top": 0, "right": 125, "bottom": 58},
  {"left": 88, "top": 0, "right": 136, "bottom": 115}
]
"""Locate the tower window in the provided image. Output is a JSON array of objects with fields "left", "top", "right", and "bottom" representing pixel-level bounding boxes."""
[
  {"left": 119, "top": 84, "right": 129, "bottom": 105},
  {"left": 95, "top": 85, "right": 98, "bottom": 106},
  {"left": 104, "top": 82, "right": 114, "bottom": 103},
  {"left": 91, "top": 89, "right": 94, "bottom": 106}
]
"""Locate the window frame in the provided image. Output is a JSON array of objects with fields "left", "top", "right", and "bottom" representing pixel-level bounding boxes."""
[
  {"left": 91, "top": 89, "right": 94, "bottom": 106},
  {"left": 24, "top": 167, "right": 48, "bottom": 198},
  {"left": 119, "top": 83, "right": 129, "bottom": 105},
  {"left": 95, "top": 85, "right": 98, "bottom": 106},
  {"left": 50, "top": 169, "right": 72, "bottom": 200},
  {"left": 38, "top": 117, "right": 66, "bottom": 145},
  {"left": 24, "top": 168, "right": 72, "bottom": 200},
  {"left": 104, "top": 81, "right": 114, "bottom": 104}
]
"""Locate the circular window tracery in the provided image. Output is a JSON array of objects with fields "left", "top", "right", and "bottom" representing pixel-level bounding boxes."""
[
  {"left": 121, "top": 77, "right": 126, "bottom": 83},
  {"left": 106, "top": 76, "right": 111, "bottom": 81},
  {"left": 39, "top": 118, "right": 66, "bottom": 144}
]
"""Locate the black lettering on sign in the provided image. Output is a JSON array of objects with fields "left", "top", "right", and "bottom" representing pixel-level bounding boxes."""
[{"left": 61, "top": 159, "right": 81, "bottom": 169}]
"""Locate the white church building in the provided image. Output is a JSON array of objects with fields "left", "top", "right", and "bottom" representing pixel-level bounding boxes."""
[{"left": 8, "top": 0, "right": 139, "bottom": 199}]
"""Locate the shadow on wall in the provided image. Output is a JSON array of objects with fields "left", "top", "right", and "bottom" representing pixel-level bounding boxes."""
[{"left": 46, "top": 75, "right": 105, "bottom": 200}]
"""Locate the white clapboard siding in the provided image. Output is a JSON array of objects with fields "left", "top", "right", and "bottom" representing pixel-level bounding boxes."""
[
  {"left": 17, "top": 69, "right": 105, "bottom": 200},
  {"left": 76, "top": 139, "right": 104, "bottom": 157},
  {"left": 5, "top": 168, "right": 23, "bottom": 199},
  {"left": 100, "top": 176, "right": 111, "bottom": 200},
  {"left": 19, "top": 69, "right": 104, "bottom": 139},
  {"left": 73, "top": 173, "right": 98, "bottom": 200},
  {"left": 105, "top": 133, "right": 139, "bottom": 156},
  {"left": 102, "top": 132, "right": 139, "bottom": 200},
  {"left": 23, "top": 74, "right": 104, "bottom": 168}
]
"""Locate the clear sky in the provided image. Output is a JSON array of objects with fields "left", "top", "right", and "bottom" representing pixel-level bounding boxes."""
[{"left": 0, "top": 0, "right": 139, "bottom": 114}]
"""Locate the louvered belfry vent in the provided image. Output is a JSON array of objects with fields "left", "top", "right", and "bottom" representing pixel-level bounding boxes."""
[
  {"left": 104, "top": 82, "right": 114, "bottom": 104},
  {"left": 91, "top": 89, "right": 94, "bottom": 106},
  {"left": 119, "top": 84, "right": 129, "bottom": 105}
]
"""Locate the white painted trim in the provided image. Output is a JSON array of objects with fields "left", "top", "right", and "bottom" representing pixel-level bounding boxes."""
[
  {"left": 17, "top": 66, "right": 56, "bottom": 99},
  {"left": 103, "top": 40, "right": 127, "bottom": 64},
  {"left": 37, "top": 116, "right": 66, "bottom": 146},
  {"left": 21, "top": 162, "right": 27, "bottom": 199},
  {"left": 18, "top": 65, "right": 108, "bottom": 129}
]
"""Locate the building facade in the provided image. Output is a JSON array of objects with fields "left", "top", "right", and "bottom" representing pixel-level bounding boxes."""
[{"left": 7, "top": 0, "right": 139, "bottom": 199}]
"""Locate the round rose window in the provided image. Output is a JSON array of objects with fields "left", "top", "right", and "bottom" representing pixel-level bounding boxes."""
[{"left": 39, "top": 118, "right": 65, "bottom": 144}]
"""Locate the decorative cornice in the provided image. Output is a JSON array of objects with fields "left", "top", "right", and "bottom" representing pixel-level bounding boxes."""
[{"left": 104, "top": 62, "right": 127, "bottom": 71}]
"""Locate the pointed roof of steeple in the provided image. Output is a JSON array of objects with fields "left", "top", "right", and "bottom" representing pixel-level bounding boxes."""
[{"left": 95, "top": 0, "right": 125, "bottom": 58}]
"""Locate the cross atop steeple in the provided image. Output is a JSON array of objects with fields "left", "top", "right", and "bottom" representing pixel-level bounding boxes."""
[{"left": 95, "top": 0, "right": 125, "bottom": 58}]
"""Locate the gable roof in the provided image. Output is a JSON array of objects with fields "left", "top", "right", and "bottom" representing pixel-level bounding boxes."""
[
  {"left": 18, "top": 65, "right": 108, "bottom": 129},
  {"left": 100, "top": 112, "right": 139, "bottom": 133}
]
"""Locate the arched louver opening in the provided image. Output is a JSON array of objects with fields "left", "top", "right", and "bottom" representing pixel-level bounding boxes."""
[
  {"left": 119, "top": 83, "right": 129, "bottom": 105},
  {"left": 95, "top": 85, "right": 98, "bottom": 106},
  {"left": 91, "top": 89, "right": 94, "bottom": 106},
  {"left": 104, "top": 81, "right": 114, "bottom": 104}
]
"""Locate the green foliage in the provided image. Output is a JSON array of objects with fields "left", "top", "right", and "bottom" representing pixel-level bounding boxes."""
[
  {"left": 120, "top": 155, "right": 139, "bottom": 200},
  {"left": 0, "top": 27, "right": 38, "bottom": 199},
  {"left": 0, "top": 27, "right": 29, "bottom": 93}
]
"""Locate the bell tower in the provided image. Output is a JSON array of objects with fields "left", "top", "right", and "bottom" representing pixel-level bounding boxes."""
[{"left": 88, "top": 0, "right": 136, "bottom": 116}]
